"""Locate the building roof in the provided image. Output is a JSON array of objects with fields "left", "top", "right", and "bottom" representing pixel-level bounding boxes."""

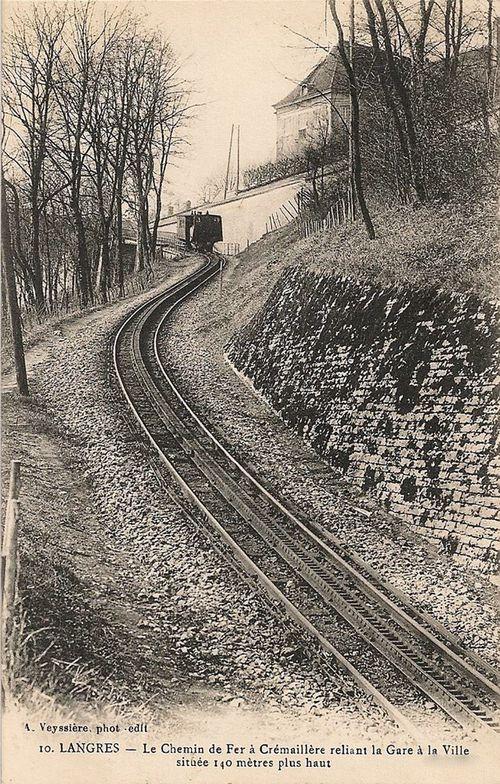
[
  {"left": 273, "top": 41, "right": 497, "bottom": 114},
  {"left": 273, "top": 43, "right": 377, "bottom": 111}
]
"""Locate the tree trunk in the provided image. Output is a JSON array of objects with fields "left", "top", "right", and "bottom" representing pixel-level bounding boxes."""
[
  {"left": 1, "top": 263, "right": 8, "bottom": 315},
  {"left": 31, "top": 201, "right": 45, "bottom": 311},
  {"left": 44, "top": 215, "right": 53, "bottom": 308},
  {"left": 362, "top": 0, "right": 413, "bottom": 203},
  {"left": 372, "top": 0, "right": 427, "bottom": 202},
  {"left": 99, "top": 232, "right": 111, "bottom": 302},
  {"left": 136, "top": 196, "right": 151, "bottom": 275},
  {"left": 71, "top": 192, "right": 92, "bottom": 306},
  {"left": 487, "top": 0, "right": 494, "bottom": 96},
  {"left": 4, "top": 179, "right": 39, "bottom": 304},
  {"left": 328, "top": 0, "right": 375, "bottom": 239},
  {"left": 150, "top": 189, "right": 162, "bottom": 264},
  {"left": 1, "top": 176, "right": 29, "bottom": 396},
  {"left": 116, "top": 187, "right": 124, "bottom": 296},
  {"left": 134, "top": 215, "right": 143, "bottom": 273}
]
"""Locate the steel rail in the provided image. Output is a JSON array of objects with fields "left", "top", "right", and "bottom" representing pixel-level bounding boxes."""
[
  {"left": 112, "top": 254, "right": 499, "bottom": 737},
  {"left": 149, "top": 276, "right": 500, "bottom": 719},
  {"left": 112, "top": 256, "right": 423, "bottom": 736},
  {"left": 151, "top": 300, "right": 500, "bottom": 705}
]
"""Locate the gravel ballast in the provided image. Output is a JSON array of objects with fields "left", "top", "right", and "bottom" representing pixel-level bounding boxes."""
[
  {"left": 2, "top": 256, "right": 400, "bottom": 735},
  {"left": 158, "top": 254, "right": 499, "bottom": 668}
]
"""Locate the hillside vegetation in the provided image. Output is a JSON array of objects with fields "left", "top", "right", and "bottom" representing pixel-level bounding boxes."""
[{"left": 242, "top": 197, "right": 498, "bottom": 302}]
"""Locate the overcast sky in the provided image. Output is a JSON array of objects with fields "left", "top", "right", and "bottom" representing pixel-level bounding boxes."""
[
  {"left": 4, "top": 0, "right": 485, "bottom": 209},
  {"left": 131, "top": 0, "right": 344, "bottom": 205},
  {"left": 129, "top": 0, "right": 487, "bottom": 207}
]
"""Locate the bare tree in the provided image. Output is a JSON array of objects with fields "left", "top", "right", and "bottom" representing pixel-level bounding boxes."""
[
  {"left": 108, "top": 35, "right": 135, "bottom": 295},
  {"left": 357, "top": 0, "right": 494, "bottom": 202},
  {"left": 87, "top": 19, "right": 134, "bottom": 300},
  {"left": 198, "top": 171, "right": 226, "bottom": 205},
  {"left": 1, "top": 173, "right": 29, "bottom": 396},
  {"left": 486, "top": 0, "right": 494, "bottom": 93},
  {"left": 150, "top": 90, "right": 191, "bottom": 261},
  {"left": 3, "top": 4, "right": 66, "bottom": 311},
  {"left": 361, "top": 0, "right": 416, "bottom": 203},
  {"left": 127, "top": 35, "right": 157, "bottom": 274},
  {"left": 370, "top": 0, "right": 427, "bottom": 202},
  {"left": 127, "top": 33, "right": 188, "bottom": 274},
  {"left": 301, "top": 115, "right": 347, "bottom": 212},
  {"left": 2, "top": 2, "right": 193, "bottom": 313},
  {"left": 328, "top": 0, "right": 375, "bottom": 238},
  {"left": 48, "top": 3, "right": 121, "bottom": 305}
]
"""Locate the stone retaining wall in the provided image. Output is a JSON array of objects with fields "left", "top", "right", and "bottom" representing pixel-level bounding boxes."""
[{"left": 228, "top": 266, "right": 500, "bottom": 570}]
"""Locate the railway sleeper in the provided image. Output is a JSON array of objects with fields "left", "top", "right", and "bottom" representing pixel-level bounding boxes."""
[{"left": 114, "top": 259, "right": 499, "bottom": 738}]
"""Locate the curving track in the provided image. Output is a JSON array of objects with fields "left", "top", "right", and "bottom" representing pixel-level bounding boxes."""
[{"left": 112, "top": 253, "right": 500, "bottom": 738}]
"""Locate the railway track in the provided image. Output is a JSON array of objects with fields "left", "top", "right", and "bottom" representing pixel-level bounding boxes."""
[{"left": 112, "top": 253, "right": 500, "bottom": 738}]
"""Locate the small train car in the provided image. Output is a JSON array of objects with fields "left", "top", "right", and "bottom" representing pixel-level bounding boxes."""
[{"left": 177, "top": 212, "right": 223, "bottom": 252}]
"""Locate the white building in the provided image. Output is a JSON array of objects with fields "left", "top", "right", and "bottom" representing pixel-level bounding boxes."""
[{"left": 273, "top": 44, "right": 379, "bottom": 159}]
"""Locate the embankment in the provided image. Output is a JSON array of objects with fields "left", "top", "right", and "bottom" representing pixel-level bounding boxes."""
[{"left": 228, "top": 266, "right": 499, "bottom": 569}]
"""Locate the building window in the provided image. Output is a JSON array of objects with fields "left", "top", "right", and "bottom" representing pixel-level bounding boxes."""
[
  {"left": 337, "top": 104, "right": 350, "bottom": 123},
  {"left": 298, "top": 112, "right": 308, "bottom": 131},
  {"left": 301, "top": 84, "right": 308, "bottom": 96}
]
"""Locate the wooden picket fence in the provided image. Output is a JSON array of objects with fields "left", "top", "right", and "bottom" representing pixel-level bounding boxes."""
[
  {"left": 0, "top": 267, "right": 158, "bottom": 359},
  {"left": 265, "top": 194, "right": 301, "bottom": 235},
  {"left": 264, "top": 188, "right": 356, "bottom": 239},
  {"left": 300, "top": 190, "right": 355, "bottom": 239},
  {"left": 217, "top": 242, "right": 240, "bottom": 256},
  {"left": 25, "top": 267, "right": 152, "bottom": 325}
]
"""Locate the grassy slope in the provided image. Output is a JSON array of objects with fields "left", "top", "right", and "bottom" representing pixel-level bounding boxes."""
[{"left": 240, "top": 197, "right": 499, "bottom": 302}]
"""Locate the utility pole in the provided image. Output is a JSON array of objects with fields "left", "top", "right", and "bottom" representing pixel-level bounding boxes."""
[
  {"left": 1, "top": 176, "right": 29, "bottom": 396},
  {"left": 348, "top": 0, "right": 355, "bottom": 219},
  {"left": 236, "top": 125, "right": 240, "bottom": 194},
  {"left": 223, "top": 123, "right": 235, "bottom": 200}
]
